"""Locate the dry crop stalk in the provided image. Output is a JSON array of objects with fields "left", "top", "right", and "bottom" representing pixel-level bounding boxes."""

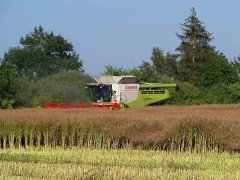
[
  {"left": 60, "top": 125, "right": 68, "bottom": 148},
  {"left": 68, "top": 125, "right": 76, "bottom": 147},
  {"left": 86, "top": 128, "right": 93, "bottom": 148},
  {"left": 43, "top": 127, "right": 49, "bottom": 148},
  {"left": 29, "top": 127, "right": 34, "bottom": 148},
  {"left": 78, "top": 127, "right": 86, "bottom": 148},
  {"left": 36, "top": 128, "right": 41, "bottom": 149},
  {"left": 16, "top": 127, "right": 22, "bottom": 149},
  {"left": 2, "top": 133, "right": 7, "bottom": 150}
]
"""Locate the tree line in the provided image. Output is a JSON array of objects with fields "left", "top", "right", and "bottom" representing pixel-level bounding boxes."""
[
  {"left": 103, "top": 8, "right": 240, "bottom": 104},
  {"left": 0, "top": 8, "right": 240, "bottom": 108}
]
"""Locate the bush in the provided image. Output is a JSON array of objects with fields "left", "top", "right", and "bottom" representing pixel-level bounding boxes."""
[
  {"left": 205, "top": 84, "right": 236, "bottom": 104},
  {"left": 228, "top": 82, "right": 240, "bottom": 103},
  {"left": 171, "top": 82, "right": 204, "bottom": 105},
  {"left": 0, "top": 98, "right": 15, "bottom": 109},
  {"left": 16, "top": 71, "right": 93, "bottom": 107},
  {"left": 199, "top": 53, "right": 239, "bottom": 87},
  {"left": 0, "top": 63, "right": 18, "bottom": 108},
  {"left": 32, "top": 93, "right": 64, "bottom": 108}
]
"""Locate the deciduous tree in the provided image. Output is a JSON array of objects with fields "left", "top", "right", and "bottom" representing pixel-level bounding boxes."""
[
  {"left": 0, "top": 63, "right": 18, "bottom": 108},
  {"left": 232, "top": 55, "right": 240, "bottom": 76},
  {"left": 2, "top": 26, "right": 83, "bottom": 79},
  {"left": 199, "top": 52, "right": 239, "bottom": 87}
]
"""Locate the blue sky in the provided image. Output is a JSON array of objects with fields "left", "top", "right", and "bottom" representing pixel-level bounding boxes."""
[{"left": 1, "top": 0, "right": 240, "bottom": 75}]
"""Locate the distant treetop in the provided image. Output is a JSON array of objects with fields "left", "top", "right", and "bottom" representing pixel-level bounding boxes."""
[{"left": 2, "top": 26, "right": 83, "bottom": 79}]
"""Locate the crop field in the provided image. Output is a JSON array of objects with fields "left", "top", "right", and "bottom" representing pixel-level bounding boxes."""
[
  {"left": 1, "top": 148, "right": 240, "bottom": 179},
  {"left": 0, "top": 104, "right": 240, "bottom": 179}
]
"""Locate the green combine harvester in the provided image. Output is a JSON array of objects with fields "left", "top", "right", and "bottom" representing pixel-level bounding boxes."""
[{"left": 87, "top": 76, "right": 176, "bottom": 109}]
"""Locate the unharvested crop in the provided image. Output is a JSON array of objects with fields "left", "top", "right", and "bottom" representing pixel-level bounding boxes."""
[{"left": 0, "top": 104, "right": 239, "bottom": 152}]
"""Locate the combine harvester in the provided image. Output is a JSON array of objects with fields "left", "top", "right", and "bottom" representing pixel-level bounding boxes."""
[{"left": 44, "top": 75, "right": 176, "bottom": 109}]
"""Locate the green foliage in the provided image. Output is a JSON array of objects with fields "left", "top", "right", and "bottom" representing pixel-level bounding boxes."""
[
  {"left": 176, "top": 7, "right": 213, "bottom": 64},
  {"left": 176, "top": 7, "right": 214, "bottom": 81},
  {"left": 231, "top": 55, "right": 240, "bottom": 75},
  {"left": 32, "top": 93, "right": 64, "bottom": 108},
  {"left": 151, "top": 47, "right": 165, "bottom": 75},
  {"left": 103, "top": 65, "right": 140, "bottom": 77},
  {"left": 2, "top": 26, "right": 83, "bottom": 79},
  {"left": 150, "top": 48, "right": 178, "bottom": 81},
  {"left": 132, "top": 48, "right": 176, "bottom": 83},
  {"left": 103, "top": 65, "right": 123, "bottom": 76},
  {"left": 171, "top": 82, "right": 203, "bottom": 104},
  {"left": 205, "top": 83, "right": 240, "bottom": 104},
  {"left": 165, "top": 52, "right": 178, "bottom": 77},
  {"left": 0, "top": 99, "right": 15, "bottom": 109},
  {"left": 104, "top": 65, "right": 130, "bottom": 76},
  {"left": 103, "top": 48, "right": 176, "bottom": 84},
  {"left": 199, "top": 52, "right": 239, "bottom": 87},
  {"left": 15, "top": 71, "right": 93, "bottom": 107},
  {"left": 38, "top": 71, "right": 92, "bottom": 102},
  {"left": 14, "top": 78, "right": 35, "bottom": 107},
  {"left": 0, "top": 63, "right": 18, "bottom": 109},
  {"left": 103, "top": 64, "right": 150, "bottom": 83},
  {"left": 138, "top": 61, "right": 157, "bottom": 82},
  {"left": 228, "top": 82, "right": 240, "bottom": 102}
]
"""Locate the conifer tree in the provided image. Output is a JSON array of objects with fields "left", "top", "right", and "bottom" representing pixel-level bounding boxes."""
[{"left": 176, "top": 7, "right": 214, "bottom": 81}]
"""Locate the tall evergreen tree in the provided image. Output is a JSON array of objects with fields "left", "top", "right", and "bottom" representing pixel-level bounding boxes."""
[{"left": 176, "top": 7, "right": 214, "bottom": 81}]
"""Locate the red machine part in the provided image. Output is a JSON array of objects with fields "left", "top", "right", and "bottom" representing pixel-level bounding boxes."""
[
  {"left": 44, "top": 102, "right": 121, "bottom": 109},
  {"left": 44, "top": 102, "right": 84, "bottom": 109},
  {"left": 112, "top": 102, "right": 120, "bottom": 109}
]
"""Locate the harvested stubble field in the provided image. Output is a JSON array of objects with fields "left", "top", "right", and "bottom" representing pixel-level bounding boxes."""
[
  {"left": 0, "top": 104, "right": 240, "bottom": 179},
  {"left": 1, "top": 148, "right": 240, "bottom": 179}
]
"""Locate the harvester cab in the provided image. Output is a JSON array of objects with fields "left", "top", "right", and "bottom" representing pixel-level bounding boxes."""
[{"left": 86, "top": 75, "right": 177, "bottom": 109}]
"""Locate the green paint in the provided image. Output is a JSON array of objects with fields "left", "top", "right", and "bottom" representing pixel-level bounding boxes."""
[{"left": 127, "top": 83, "right": 176, "bottom": 108}]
